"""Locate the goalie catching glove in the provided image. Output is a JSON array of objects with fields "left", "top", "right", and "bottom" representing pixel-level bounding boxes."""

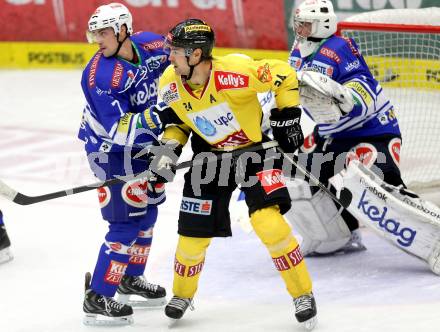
[
  {"left": 269, "top": 107, "right": 304, "bottom": 153},
  {"left": 298, "top": 70, "right": 355, "bottom": 124}
]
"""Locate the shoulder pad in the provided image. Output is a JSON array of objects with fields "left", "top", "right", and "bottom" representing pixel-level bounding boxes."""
[
  {"left": 318, "top": 38, "right": 345, "bottom": 64},
  {"left": 132, "top": 31, "right": 165, "bottom": 52},
  {"left": 85, "top": 52, "right": 123, "bottom": 91},
  {"left": 339, "top": 35, "right": 361, "bottom": 57}
]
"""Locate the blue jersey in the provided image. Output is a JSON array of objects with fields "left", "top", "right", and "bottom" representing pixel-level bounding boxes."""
[
  {"left": 78, "top": 31, "right": 169, "bottom": 153},
  {"left": 289, "top": 35, "right": 400, "bottom": 139}
]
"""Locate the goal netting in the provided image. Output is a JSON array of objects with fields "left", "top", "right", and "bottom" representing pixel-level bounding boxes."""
[{"left": 338, "top": 8, "right": 440, "bottom": 191}]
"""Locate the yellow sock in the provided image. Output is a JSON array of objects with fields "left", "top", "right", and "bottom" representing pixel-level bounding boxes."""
[
  {"left": 251, "top": 206, "right": 312, "bottom": 298},
  {"left": 172, "top": 235, "right": 211, "bottom": 299}
]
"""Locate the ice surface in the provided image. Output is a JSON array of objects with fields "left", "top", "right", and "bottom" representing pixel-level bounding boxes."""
[{"left": 0, "top": 70, "right": 439, "bottom": 332}]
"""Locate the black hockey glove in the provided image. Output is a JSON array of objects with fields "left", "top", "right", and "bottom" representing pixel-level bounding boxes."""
[
  {"left": 146, "top": 140, "right": 182, "bottom": 183},
  {"left": 269, "top": 107, "right": 304, "bottom": 153}
]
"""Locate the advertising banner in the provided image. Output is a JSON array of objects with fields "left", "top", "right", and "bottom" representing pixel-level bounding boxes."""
[{"left": 0, "top": 0, "right": 288, "bottom": 50}]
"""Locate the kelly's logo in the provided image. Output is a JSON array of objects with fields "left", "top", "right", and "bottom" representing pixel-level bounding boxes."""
[
  {"left": 214, "top": 71, "right": 249, "bottom": 91},
  {"left": 256, "top": 169, "right": 286, "bottom": 195}
]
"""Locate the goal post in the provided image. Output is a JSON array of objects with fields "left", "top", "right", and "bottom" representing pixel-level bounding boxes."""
[{"left": 336, "top": 9, "right": 440, "bottom": 191}]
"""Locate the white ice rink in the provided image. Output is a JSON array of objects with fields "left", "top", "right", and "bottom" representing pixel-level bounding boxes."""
[{"left": 0, "top": 70, "right": 439, "bottom": 332}]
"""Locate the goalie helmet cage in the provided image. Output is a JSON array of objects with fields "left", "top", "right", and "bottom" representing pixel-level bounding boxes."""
[{"left": 336, "top": 8, "right": 440, "bottom": 192}]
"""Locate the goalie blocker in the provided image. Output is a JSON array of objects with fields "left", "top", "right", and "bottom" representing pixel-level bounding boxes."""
[{"left": 338, "top": 161, "right": 440, "bottom": 275}]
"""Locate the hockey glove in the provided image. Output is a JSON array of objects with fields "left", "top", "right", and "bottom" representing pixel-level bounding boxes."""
[
  {"left": 146, "top": 140, "right": 182, "bottom": 183},
  {"left": 269, "top": 107, "right": 304, "bottom": 153},
  {"left": 141, "top": 102, "right": 182, "bottom": 133}
]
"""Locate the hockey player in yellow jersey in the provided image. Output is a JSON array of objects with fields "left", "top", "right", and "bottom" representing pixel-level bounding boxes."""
[{"left": 148, "top": 19, "right": 317, "bottom": 330}]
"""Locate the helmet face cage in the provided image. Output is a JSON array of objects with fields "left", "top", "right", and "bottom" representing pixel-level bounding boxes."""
[
  {"left": 292, "top": 0, "right": 337, "bottom": 40},
  {"left": 165, "top": 19, "right": 215, "bottom": 59},
  {"left": 293, "top": 17, "right": 318, "bottom": 41},
  {"left": 87, "top": 2, "right": 133, "bottom": 42}
]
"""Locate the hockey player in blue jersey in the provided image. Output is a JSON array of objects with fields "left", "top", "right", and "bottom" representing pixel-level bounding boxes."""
[
  {"left": 0, "top": 210, "right": 13, "bottom": 264},
  {"left": 78, "top": 3, "right": 176, "bottom": 325},
  {"left": 284, "top": 0, "right": 405, "bottom": 256}
]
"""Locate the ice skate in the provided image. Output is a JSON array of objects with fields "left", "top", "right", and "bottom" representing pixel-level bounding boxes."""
[
  {"left": 117, "top": 275, "right": 166, "bottom": 307},
  {"left": 307, "top": 228, "right": 367, "bottom": 257},
  {"left": 165, "top": 295, "right": 194, "bottom": 326},
  {"left": 0, "top": 224, "right": 13, "bottom": 265},
  {"left": 82, "top": 272, "right": 133, "bottom": 326},
  {"left": 341, "top": 229, "right": 366, "bottom": 253},
  {"left": 293, "top": 293, "right": 317, "bottom": 330}
]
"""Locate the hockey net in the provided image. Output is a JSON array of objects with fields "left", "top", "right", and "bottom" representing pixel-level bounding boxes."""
[{"left": 337, "top": 8, "right": 440, "bottom": 192}]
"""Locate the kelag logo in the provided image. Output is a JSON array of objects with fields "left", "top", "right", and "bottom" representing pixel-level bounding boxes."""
[{"left": 357, "top": 189, "right": 417, "bottom": 247}]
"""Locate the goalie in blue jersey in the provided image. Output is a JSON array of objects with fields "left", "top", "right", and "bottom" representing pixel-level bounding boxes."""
[
  {"left": 78, "top": 2, "right": 179, "bottom": 326},
  {"left": 283, "top": 1, "right": 440, "bottom": 277},
  {"left": 285, "top": 0, "right": 405, "bottom": 256}
]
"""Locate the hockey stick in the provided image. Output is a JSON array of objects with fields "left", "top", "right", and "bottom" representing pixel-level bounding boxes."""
[
  {"left": 0, "top": 141, "right": 279, "bottom": 205},
  {"left": 276, "top": 146, "right": 351, "bottom": 209}
]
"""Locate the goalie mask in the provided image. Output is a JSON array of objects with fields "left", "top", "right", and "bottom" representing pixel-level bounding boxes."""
[{"left": 292, "top": 0, "right": 337, "bottom": 57}]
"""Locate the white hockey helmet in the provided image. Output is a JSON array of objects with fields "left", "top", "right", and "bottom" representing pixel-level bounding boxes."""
[
  {"left": 293, "top": 0, "right": 337, "bottom": 57},
  {"left": 88, "top": 3, "right": 133, "bottom": 36}
]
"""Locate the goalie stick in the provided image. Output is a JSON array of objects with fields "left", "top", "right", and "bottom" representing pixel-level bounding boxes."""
[{"left": 0, "top": 141, "right": 279, "bottom": 206}]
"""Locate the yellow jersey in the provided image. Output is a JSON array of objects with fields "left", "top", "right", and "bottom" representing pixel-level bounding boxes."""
[{"left": 160, "top": 54, "right": 300, "bottom": 150}]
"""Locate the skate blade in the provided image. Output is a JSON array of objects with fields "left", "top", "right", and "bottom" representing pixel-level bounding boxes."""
[
  {"left": 83, "top": 313, "right": 134, "bottom": 326},
  {"left": 302, "top": 316, "right": 317, "bottom": 331},
  {"left": 118, "top": 294, "right": 167, "bottom": 308},
  {"left": 0, "top": 248, "right": 13, "bottom": 265},
  {"left": 167, "top": 317, "right": 179, "bottom": 328},
  {"left": 306, "top": 244, "right": 366, "bottom": 257}
]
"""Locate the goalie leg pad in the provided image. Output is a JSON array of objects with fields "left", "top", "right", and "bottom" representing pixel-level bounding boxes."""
[
  {"left": 285, "top": 180, "right": 351, "bottom": 256},
  {"left": 340, "top": 160, "right": 440, "bottom": 275}
]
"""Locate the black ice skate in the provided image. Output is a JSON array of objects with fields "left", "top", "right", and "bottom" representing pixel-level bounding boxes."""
[
  {"left": 0, "top": 224, "right": 13, "bottom": 265},
  {"left": 165, "top": 295, "right": 194, "bottom": 325},
  {"left": 83, "top": 272, "right": 133, "bottom": 326},
  {"left": 293, "top": 293, "right": 317, "bottom": 330},
  {"left": 117, "top": 275, "right": 166, "bottom": 307}
]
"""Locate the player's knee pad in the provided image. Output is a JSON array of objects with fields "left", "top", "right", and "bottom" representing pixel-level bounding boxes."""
[
  {"left": 250, "top": 205, "right": 292, "bottom": 246},
  {"left": 176, "top": 235, "right": 211, "bottom": 260},
  {"left": 285, "top": 180, "right": 351, "bottom": 255}
]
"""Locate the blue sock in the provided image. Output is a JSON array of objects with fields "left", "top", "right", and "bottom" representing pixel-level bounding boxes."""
[{"left": 125, "top": 205, "right": 158, "bottom": 276}]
